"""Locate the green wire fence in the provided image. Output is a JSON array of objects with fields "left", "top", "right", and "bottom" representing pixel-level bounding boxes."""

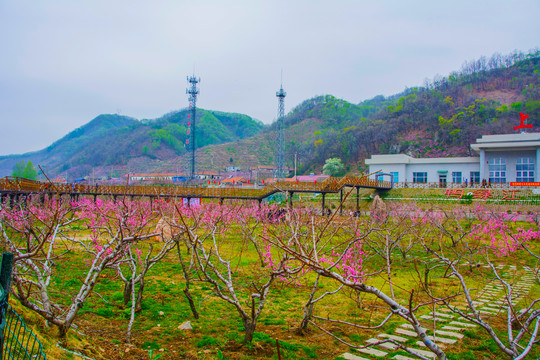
[
  {"left": 0, "top": 253, "right": 47, "bottom": 360},
  {"left": 2, "top": 304, "right": 46, "bottom": 360}
]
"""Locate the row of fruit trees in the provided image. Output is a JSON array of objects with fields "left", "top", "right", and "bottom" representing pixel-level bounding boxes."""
[{"left": 0, "top": 192, "right": 539, "bottom": 359}]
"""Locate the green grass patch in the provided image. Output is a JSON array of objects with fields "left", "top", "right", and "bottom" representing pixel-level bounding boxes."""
[
  {"left": 195, "top": 335, "right": 220, "bottom": 348},
  {"left": 142, "top": 340, "right": 161, "bottom": 351},
  {"left": 94, "top": 306, "right": 115, "bottom": 318},
  {"left": 463, "top": 330, "right": 481, "bottom": 339},
  {"left": 262, "top": 318, "right": 286, "bottom": 325}
]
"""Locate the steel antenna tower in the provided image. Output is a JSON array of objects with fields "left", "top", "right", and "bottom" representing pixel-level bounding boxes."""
[
  {"left": 186, "top": 75, "right": 200, "bottom": 179},
  {"left": 275, "top": 80, "right": 286, "bottom": 180}
]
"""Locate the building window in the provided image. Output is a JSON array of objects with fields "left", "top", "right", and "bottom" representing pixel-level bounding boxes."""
[
  {"left": 413, "top": 172, "right": 427, "bottom": 183},
  {"left": 470, "top": 171, "right": 480, "bottom": 184},
  {"left": 488, "top": 158, "right": 506, "bottom": 183},
  {"left": 517, "top": 157, "right": 535, "bottom": 182},
  {"left": 376, "top": 174, "right": 383, "bottom": 182},
  {"left": 452, "top": 172, "right": 462, "bottom": 183},
  {"left": 390, "top": 172, "right": 399, "bottom": 183}
]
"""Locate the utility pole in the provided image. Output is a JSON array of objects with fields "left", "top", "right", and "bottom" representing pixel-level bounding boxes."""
[{"left": 294, "top": 152, "right": 297, "bottom": 179}]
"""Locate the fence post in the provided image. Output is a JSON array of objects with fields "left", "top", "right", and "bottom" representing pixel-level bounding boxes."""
[{"left": 0, "top": 253, "right": 14, "bottom": 357}]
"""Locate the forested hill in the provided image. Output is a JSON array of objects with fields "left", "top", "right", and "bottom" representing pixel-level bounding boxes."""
[
  {"left": 1, "top": 49, "right": 538, "bottom": 178},
  {"left": 0, "top": 110, "right": 264, "bottom": 177},
  {"left": 167, "top": 49, "right": 539, "bottom": 176},
  {"left": 266, "top": 49, "right": 540, "bottom": 174}
]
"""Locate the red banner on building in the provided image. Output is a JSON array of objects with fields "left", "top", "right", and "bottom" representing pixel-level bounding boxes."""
[{"left": 510, "top": 182, "right": 540, "bottom": 186}]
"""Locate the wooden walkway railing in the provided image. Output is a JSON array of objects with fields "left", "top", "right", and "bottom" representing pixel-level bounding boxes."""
[{"left": 0, "top": 176, "right": 392, "bottom": 201}]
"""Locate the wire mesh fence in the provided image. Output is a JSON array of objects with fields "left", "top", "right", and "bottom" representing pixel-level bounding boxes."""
[
  {"left": 0, "top": 253, "right": 46, "bottom": 360},
  {"left": 2, "top": 304, "right": 46, "bottom": 360}
]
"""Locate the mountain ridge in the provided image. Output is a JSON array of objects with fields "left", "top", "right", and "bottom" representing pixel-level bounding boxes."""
[
  {"left": 0, "top": 109, "right": 264, "bottom": 178},
  {"left": 2, "top": 49, "right": 539, "bottom": 179}
]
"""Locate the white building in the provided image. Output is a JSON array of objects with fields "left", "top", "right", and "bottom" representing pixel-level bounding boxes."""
[
  {"left": 130, "top": 173, "right": 185, "bottom": 182},
  {"left": 225, "top": 166, "right": 239, "bottom": 172},
  {"left": 365, "top": 154, "right": 479, "bottom": 185},
  {"left": 471, "top": 133, "right": 539, "bottom": 183},
  {"left": 365, "top": 133, "right": 540, "bottom": 185}
]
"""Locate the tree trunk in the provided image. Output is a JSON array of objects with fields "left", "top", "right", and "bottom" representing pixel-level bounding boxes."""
[
  {"left": 126, "top": 276, "right": 136, "bottom": 342},
  {"left": 300, "top": 275, "right": 320, "bottom": 332},
  {"left": 386, "top": 236, "right": 395, "bottom": 300},
  {"left": 243, "top": 319, "right": 256, "bottom": 344},
  {"left": 123, "top": 280, "right": 132, "bottom": 306},
  {"left": 135, "top": 279, "right": 144, "bottom": 312},
  {"left": 183, "top": 286, "right": 199, "bottom": 319},
  {"left": 58, "top": 323, "right": 68, "bottom": 339},
  {"left": 176, "top": 242, "right": 199, "bottom": 319},
  {"left": 300, "top": 303, "right": 314, "bottom": 331}
]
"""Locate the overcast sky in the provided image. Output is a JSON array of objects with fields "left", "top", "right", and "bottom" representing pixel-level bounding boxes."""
[{"left": 0, "top": 0, "right": 538, "bottom": 155}]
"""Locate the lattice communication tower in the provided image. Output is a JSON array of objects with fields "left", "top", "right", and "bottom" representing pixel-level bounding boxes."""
[
  {"left": 275, "top": 83, "right": 286, "bottom": 179},
  {"left": 186, "top": 75, "right": 200, "bottom": 179}
]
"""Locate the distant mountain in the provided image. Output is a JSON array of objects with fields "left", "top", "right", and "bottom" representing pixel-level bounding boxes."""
[
  {"left": 2, "top": 49, "right": 538, "bottom": 179},
  {"left": 0, "top": 110, "right": 264, "bottom": 178},
  {"left": 288, "top": 49, "right": 540, "bottom": 173},
  {"left": 156, "top": 49, "right": 540, "bottom": 176}
]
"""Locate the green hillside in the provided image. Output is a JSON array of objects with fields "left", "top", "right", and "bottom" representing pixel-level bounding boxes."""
[
  {"left": 263, "top": 49, "right": 540, "bottom": 174},
  {"left": 1, "top": 49, "right": 538, "bottom": 179},
  {"left": 0, "top": 110, "right": 264, "bottom": 178},
  {"left": 157, "top": 49, "right": 540, "bottom": 175}
]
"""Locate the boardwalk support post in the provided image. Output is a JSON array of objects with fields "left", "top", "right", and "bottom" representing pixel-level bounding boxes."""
[
  {"left": 288, "top": 191, "right": 293, "bottom": 208},
  {"left": 340, "top": 189, "right": 343, "bottom": 215},
  {"left": 356, "top": 186, "right": 360, "bottom": 212}
]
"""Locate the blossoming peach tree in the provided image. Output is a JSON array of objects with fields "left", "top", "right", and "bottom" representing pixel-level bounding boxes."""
[
  {"left": 262, "top": 202, "right": 540, "bottom": 360},
  {"left": 0, "top": 197, "right": 163, "bottom": 337},
  {"left": 168, "top": 203, "right": 302, "bottom": 344}
]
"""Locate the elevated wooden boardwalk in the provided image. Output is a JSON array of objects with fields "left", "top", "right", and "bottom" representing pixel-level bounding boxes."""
[{"left": 0, "top": 176, "right": 392, "bottom": 211}]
